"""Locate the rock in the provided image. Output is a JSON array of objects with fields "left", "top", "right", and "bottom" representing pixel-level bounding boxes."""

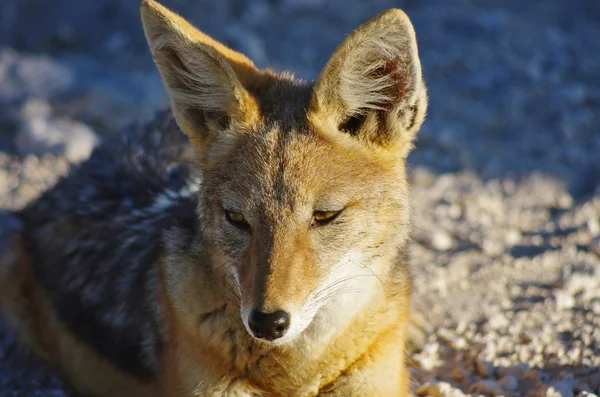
[
  {"left": 505, "top": 228, "right": 522, "bottom": 245},
  {"left": 0, "top": 48, "right": 167, "bottom": 137},
  {"left": 587, "top": 372, "right": 600, "bottom": 393},
  {"left": 431, "top": 230, "right": 455, "bottom": 251},
  {"left": 587, "top": 218, "right": 600, "bottom": 236},
  {"left": 575, "top": 392, "right": 598, "bottom": 397},
  {"left": 0, "top": 49, "right": 73, "bottom": 103},
  {"left": 558, "top": 371, "right": 574, "bottom": 381},
  {"left": 15, "top": 99, "right": 98, "bottom": 163},
  {"left": 557, "top": 194, "right": 573, "bottom": 210},
  {"left": 499, "top": 375, "right": 519, "bottom": 391},
  {"left": 451, "top": 367, "right": 469, "bottom": 381},
  {"left": 525, "top": 369, "right": 542, "bottom": 381},
  {"left": 417, "top": 381, "right": 467, "bottom": 397},
  {"left": 51, "top": 58, "right": 168, "bottom": 131},
  {"left": 451, "top": 336, "right": 467, "bottom": 349},
  {"left": 590, "top": 236, "right": 600, "bottom": 259},
  {"left": 555, "top": 290, "right": 576, "bottom": 310},
  {"left": 483, "top": 239, "right": 505, "bottom": 256},
  {"left": 412, "top": 166, "right": 436, "bottom": 187},
  {"left": 413, "top": 341, "right": 443, "bottom": 371},
  {"left": 545, "top": 380, "right": 577, "bottom": 397},
  {"left": 499, "top": 363, "right": 530, "bottom": 378},
  {"left": 475, "top": 359, "right": 496, "bottom": 378},
  {"left": 469, "top": 380, "right": 502, "bottom": 395},
  {"left": 489, "top": 313, "right": 510, "bottom": 330}
]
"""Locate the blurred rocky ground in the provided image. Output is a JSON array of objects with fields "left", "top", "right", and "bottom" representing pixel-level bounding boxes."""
[{"left": 0, "top": 0, "right": 599, "bottom": 396}]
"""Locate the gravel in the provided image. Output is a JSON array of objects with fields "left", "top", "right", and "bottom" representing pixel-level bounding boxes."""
[
  {"left": 409, "top": 169, "right": 600, "bottom": 396},
  {"left": 0, "top": 0, "right": 599, "bottom": 396}
]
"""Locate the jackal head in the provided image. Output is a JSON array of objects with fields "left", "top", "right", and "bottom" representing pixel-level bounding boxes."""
[{"left": 141, "top": 0, "right": 427, "bottom": 345}]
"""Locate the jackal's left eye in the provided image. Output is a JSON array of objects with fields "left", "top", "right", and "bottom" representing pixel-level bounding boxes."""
[
  {"left": 225, "top": 210, "right": 249, "bottom": 228},
  {"left": 312, "top": 210, "right": 342, "bottom": 226}
]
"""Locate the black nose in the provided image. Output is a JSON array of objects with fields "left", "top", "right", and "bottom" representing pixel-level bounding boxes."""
[{"left": 248, "top": 310, "right": 290, "bottom": 341}]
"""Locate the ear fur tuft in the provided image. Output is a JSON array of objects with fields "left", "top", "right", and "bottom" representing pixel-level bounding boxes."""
[
  {"left": 310, "top": 9, "right": 427, "bottom": 153},
  {"left": 141, "top": 0, "right": 261, "bottom": 148}
]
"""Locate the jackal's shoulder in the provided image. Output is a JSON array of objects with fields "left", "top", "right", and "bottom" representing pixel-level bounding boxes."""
[{"left": 17, "top": 110, "right": 201, "bottom": 380}]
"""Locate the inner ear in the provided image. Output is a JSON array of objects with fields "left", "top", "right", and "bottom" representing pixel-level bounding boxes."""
[
  {"left": 339, "top": 57, "right": 407, "bottom": 136},
  {"left": 338, "top": 113, "right": 366, "bottom": 136},
  {"left": 141, "top": 0, "right": 263, "bottom": 148},
  {"left": 309, "top": 8, "right": 428, "bottom": 152},
  {"left": 185, "top": 108, "right": 231, "bottom": 134},
  {"left": 159, "top": 46, "right": 232, "bottom": 133},
  {"left": 368, "top": 57, "right": 408, "bottom": 109}
]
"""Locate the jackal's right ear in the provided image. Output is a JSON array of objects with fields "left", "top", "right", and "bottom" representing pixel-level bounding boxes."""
[
  {"left": 141, "top": 0, "right": 261, "bottom": 149},
  {"left": 309, "top": 9, "right": 427, "bottom": 156}
]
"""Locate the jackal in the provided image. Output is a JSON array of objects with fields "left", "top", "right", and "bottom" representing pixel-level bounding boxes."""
[{"left": 0, "top": 0, "right": 428, "bottom": 395}]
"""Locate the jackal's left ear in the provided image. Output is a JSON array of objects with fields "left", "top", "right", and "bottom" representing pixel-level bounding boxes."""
[
  {"left": 141, "top": 0, "right": 261, "bottom": 150},
  {"left": 310, "top": 9, "right": 427, "bottom": 154}
]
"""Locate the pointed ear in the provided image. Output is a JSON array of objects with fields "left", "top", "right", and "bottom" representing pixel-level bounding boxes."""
[
  {"left": 140, "top": 0, "right": 261, "bottom": 149},
  {"left": 309, "top": 9, "right": 427, "bottom": 154}
]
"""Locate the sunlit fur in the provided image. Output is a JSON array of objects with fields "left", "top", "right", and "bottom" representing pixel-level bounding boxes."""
[{"left": 0, "top": 1, "right": 428, "bottom": 396}]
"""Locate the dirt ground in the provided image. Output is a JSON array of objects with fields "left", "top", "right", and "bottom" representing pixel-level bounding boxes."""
[{"left": 0, "top": 0, "right": 599, "bottom": 396}]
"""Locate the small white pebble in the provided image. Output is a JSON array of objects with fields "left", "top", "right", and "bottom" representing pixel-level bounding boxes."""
[
  {"left": 545, "top": 380, "right": 576, "bottom": 397},
  {"left": 575, "top": 392, "right": 599, "bottom": 397},
  {"left": 555, "top": 290, "right": 576, "bottom": 310},
  {"left": 587, "top": 217, "right": 600, "bottom": 236},
  {"left": 557, "top": 194, "right": 573, "bottom": 209},
  {"left": 452, "top": 336, "right": 468, "bottom": 350},
  {"left": 489, "top": 313, "right": 510, "bottom": 330},
  {"left": 505, "top": 228, "right": 522, "bottom": 245},
  {"left": 431, "top": 230, "right": 455, "bottom": 251}
]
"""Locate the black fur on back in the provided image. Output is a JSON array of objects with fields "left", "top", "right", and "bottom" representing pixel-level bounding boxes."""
[{"left": 19, "top": 111, "right": 200, "bottom": 380}]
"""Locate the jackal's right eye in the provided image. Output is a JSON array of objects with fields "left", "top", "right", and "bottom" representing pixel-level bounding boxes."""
[
  {"left": 224, "top": 210, "right": 249, "bottom": 228},
  {"left": 312, "top": 209, "right": 343, "bottom": 227}
]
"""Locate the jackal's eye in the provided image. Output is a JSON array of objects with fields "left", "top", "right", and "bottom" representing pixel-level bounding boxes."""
[
  {"left": 312, "top": 210, "right": 342, "bottom": 226},
  {"left": 225, "top": 210, "right": 248, "bottom": 228}
]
